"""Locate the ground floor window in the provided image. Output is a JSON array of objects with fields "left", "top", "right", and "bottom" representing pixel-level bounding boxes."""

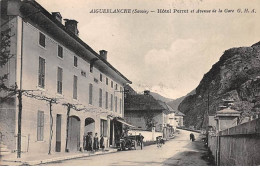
[
  {"left": 100, "top": 119, "right": 107, "bottom": 137},
  {"left": 37, "top": 111, "right": 44, "bottom": 141}
]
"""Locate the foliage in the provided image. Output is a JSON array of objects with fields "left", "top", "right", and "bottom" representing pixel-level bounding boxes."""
[
  {"left": 143, "top": 108, "right": 157, "bottom": 131},
  {"left": 1, "top": 26, "right": 14, "bottom": 90}
]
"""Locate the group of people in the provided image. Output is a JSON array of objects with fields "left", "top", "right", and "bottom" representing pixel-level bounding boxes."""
[{"left": 84, "top": 132, "right": 105, "bottom": 152}]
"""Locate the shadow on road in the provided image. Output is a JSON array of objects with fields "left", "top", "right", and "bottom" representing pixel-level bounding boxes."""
[{"left": 163, "top": 134, "right": 215, "bottom": 166}]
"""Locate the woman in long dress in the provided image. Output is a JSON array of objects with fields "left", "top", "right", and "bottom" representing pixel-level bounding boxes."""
[{"left": 93, "top": 133, "right": 99, "bottom": 151}]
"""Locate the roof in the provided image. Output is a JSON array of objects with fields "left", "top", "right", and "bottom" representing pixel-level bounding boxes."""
[
  {"left": 175, "top": 111, "right": 185, "bottom": 116},
  {"left": 125, "top": 94, "right": 166, "bottom": 111},
  {"left": 17, "top": 0, "right": 131, "bottom": 84},
  {"left": 157, "top": 100, "right": 175, "bottom": 114},
  {"left": 217, "top": 108, "right": 240, "bottom": 114}
]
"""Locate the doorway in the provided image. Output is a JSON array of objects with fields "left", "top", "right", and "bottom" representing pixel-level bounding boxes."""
[{"left": 68, "top": 116, "right": 81, "bottom": 152}]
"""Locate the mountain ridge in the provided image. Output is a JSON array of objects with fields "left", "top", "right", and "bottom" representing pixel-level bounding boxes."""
[{"left": 178, "top": 41, "right": 260, "bottom": 129}]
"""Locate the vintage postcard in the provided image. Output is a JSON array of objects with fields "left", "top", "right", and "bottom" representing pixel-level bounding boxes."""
[{"left": 0, "top": 0, "right": 260, "bottom": 166}]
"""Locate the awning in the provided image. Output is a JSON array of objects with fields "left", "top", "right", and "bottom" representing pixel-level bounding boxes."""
[{"left": 115, "top": 118, "right": 135, "bottom": 128}]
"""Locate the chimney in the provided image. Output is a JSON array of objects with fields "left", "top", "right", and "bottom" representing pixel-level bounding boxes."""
[
  {"left": 64, "top": 19, "right": 79, "bottom": 36},
  {"left": 144, "top": 90, "right": 150, "bottom": 95},
  {"left": 52, "top": 12, "right": 62, "bottom": 23},
  {"left": 99, "top": 50, "right": 107, "bottom": 60}
]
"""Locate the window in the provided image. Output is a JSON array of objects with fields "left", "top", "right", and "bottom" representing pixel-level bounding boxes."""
[
  {"left": 38, "top": 57, "right": 45, "bottom": 88},
  {"left": 89, "top": 83, "right": 93, "bottom": 104},
  {"left": 115, "top": 96, "right": 117, "bottom": 112},
  {"left": 37, "top": 111, "right": 44, "bottom": 141},
  {"left": 100, "top": 119, "right": 107, "bottom": 137},
  {"left": 39, "top": 32, "right": 45, "bottom": 47},
  {"left": 57, "top": 67, "right": 63, "bottom": 94},
  {"left": 115, "top": 84, "right": 118, "bottom": 90},
  {"left": 110, "top": 94, "right": 113, "bottom": 111},
  {"left": 105, "top": 92, "right": 108, "bottom": 109},
  {"left": 106, "top": 77, "right": 108, "bottom": 85},
  {"left": 100, "top": 73, "right": 102, "bottom": 82},
  {"left": 58, "top": 45, "right": 63, "bottom": 58},
  {"left": 73, "top": 75, "right": 77, "bottom": 99},
  {"left": 111, "top": 81, "right": 113, "bottom": 88},
  {"left": 99, "top": 88, "right": 102, "bottom": 107},
  {"left": 74, "top": 56, "right": 78, "bottom": 67},
  {"left": 120, "top": 98, "right": 122, "bottom": 114},
  {"left": 90, "top": 66, "right": 93, "bottom": 73}
]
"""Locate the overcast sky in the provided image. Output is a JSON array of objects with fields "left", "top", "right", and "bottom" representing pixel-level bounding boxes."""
[{"left": 36, "top": 0, "right": 260, "bottom": 99}]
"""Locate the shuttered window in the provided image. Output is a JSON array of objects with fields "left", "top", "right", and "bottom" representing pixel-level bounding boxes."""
[
  {"left": 111, "top": 81, "right": 113, "bottom": 88},
  {"left": 105, "top": 92, "right": 108, "bottom": 109},
  {"left": 37, "top": 111, "right": 44, "bottom": 141},
  {"left": 39, "top": 32, "right": 45, "bottom": 47},
  {"left": 58, "top": 45, "right": 63, "bottom": 58},
  {"left": 115, "top": 96, "right": 117, "bottom": 112},
  {"left": 38, "top": 57, "right": 45, "bottom": 88},
  {"left": 100, "top": 74, "right": 102, "bottom": 82},
  {"left": 110, "top": 94, "right": 113, "bottom": 111},
  {"left": 99, "top": 88, "right": 102, "bottom": 107},
  {"left": 89, "top": 83, "right": 93, "bottom": 105},
  {"left": 57, "top": 67, "right": 63, "bottom": 94},
  {"left": 74, "top": 56, "right": 78, "bottom": 67},
  {"left": 100, "top": 119, "right": 107, "bottom": 137},
  {"left": 106, "top": 77, "right": 108, "bottom": 85},
  {"left": 73, "top": 75, "right": 77, "bottom": 99},
  {"left": 120, "top": 98, "right": 122, "bottom": 114}
]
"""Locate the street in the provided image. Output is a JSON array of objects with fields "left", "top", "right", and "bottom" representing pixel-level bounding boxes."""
[{"left": 41, "top": 129, "right": 212, "bottom": 166}]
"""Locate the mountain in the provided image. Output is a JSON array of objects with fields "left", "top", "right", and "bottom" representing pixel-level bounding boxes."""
[
  {"left": 167, "top": 90, "right": 195, "bottom": 111},
  {"left": 150, "top": 92, "right": 173, "bottom": 103},
  {"left": 178, "top": 42, "right": 260, "bottom": 129}
]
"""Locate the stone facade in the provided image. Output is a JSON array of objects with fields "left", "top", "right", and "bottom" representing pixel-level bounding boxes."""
[{"left": 0, "top": 0, "right": 131, "bottom": 157}]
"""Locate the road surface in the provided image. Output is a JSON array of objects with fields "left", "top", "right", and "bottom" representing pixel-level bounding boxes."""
[{"left": 41, "top": 129, "right": 212, "bottom": 166}]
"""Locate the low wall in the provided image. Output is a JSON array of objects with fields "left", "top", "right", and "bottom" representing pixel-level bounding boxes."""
[
  {"left": 208, "top": 118, "right": 260, "bottom": 166},
  {"left": 208, "top": 135, "right": 217, "bottom": 162},
  {"left": 128, "top": 130, "right": 162, "bottom": 142}
]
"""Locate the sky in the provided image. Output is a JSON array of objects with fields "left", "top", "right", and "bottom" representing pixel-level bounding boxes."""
[{"left": 36, "top": 0, "right": 260, "bottom": 99}]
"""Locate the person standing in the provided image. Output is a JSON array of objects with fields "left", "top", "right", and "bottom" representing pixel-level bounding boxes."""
[
  {"left": 190, "top": 133, "right": 195, "bottom": 142},
  {"left": 138, "top": 133, "right": 144, "bottom": 150},
  {"left": 93, "top": 133, "right": 99, "bottom": 151},
  {"left": 83, "top": 134, "right": 87, "bottom": 151},
  {"left": 87, "top": 132, "right": 93, "bottom": 151},
  {"left": 100, "top": 135, "right": 105, "bottom": 151}
]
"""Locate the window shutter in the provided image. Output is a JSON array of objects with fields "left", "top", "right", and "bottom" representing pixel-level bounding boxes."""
[
  {"left": 99, "top": 88, "right": 102, "bottom": 107},
  {"left": 89, "top": 84, "right": 93, "bottom": 104},
  {"left": 73, "top": 75, "right": 77, "bottom": 99},
  {"left": 57, "top": 67, "right": 63, "bottom": 94},
  {"left": 38, "top": 57, "right": 45, "bottom": 88}
]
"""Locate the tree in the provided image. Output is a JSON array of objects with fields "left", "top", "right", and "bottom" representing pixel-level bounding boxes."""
[{"left": 0, "top": 25, "right": 15, "bottom": 101}]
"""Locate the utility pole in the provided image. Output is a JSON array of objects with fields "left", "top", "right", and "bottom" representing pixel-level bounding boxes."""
[{"left": 17, "top": 90, "right": 23, "bottom": 158}]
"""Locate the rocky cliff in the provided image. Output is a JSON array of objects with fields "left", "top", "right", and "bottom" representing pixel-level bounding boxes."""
[{"left": 178, "top": 42, "right": 260, "bottom": 129}]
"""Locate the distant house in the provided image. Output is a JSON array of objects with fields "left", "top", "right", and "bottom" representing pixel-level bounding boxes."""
[
  {"left": 175, "top": 111, "right": 185, "bottom": 127},
  {"left": 124, "top": 89, "right": 177, "bottom": 139},
  {"left": 157, "top": 100, "right": 177, "bottom": 138},
  {"left": 124, "top": 91, "right": 166, "bottom": 132}
]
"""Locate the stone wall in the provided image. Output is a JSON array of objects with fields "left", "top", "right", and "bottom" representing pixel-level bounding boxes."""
[
  {"left": 208, "top": 118, "right": 260, "bottom": 166},
  {"left": 128, "top": 129, "right": 162, "bottom": 142}
]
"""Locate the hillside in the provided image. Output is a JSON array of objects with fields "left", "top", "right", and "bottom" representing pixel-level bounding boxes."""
[
  {"left": 178, "top": 42, "right": 260, "bottom": 129},
  {"left": 150, "top": 92, "right": 173, "bottom": 103},
  {"left": 167, "top": 90, "right": 195, "bottom": 111}
]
